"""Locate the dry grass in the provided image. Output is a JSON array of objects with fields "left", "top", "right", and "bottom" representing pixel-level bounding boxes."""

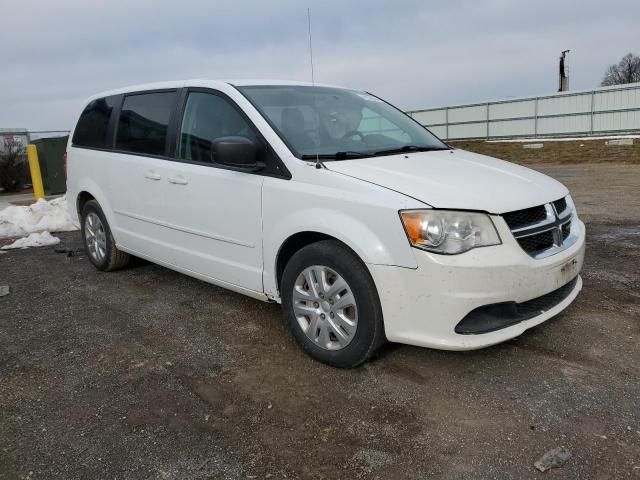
[{"left": 451, "top": 138, "right": 640, "bottom": 164}]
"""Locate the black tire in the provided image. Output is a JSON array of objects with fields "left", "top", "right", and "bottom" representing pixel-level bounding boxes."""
[
  {"left": 281, "top": 240, "right": 386, "bottom": 368},
  {"left": 80, "top": 200, "right": 130, "bottom": 272}
]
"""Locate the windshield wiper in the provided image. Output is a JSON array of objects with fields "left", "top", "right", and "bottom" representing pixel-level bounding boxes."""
[
  {"left": 373, "top": 145, "right": 450, "bottom": 156},
  {"left": 300, "top": 145, "right": 449, "bottom": 161},
  {"left": 301, "top": 151, "right": 375, "bottom": 160}
]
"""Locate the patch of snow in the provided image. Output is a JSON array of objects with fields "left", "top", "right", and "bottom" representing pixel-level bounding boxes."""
[
  {"left": 1, "top": 231, "right": 61, "bottom": 250},
  {"left": 487, "top": 135, "right": 640, "bottom": 143},
  {"left": 0, "top": 196, "right": 78, "bottom": 240}
]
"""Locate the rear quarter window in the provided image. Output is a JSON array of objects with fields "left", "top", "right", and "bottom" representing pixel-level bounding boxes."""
[
  {"left": 72, "top": 96, "right": 118, "bottom": 148},
  {"left": 115, "top": 91, "right": 177, "bottom": 156}
]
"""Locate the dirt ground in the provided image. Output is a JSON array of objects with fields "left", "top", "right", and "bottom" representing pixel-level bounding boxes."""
[{"left": 1, "top": 163, "right": 639, "bottom": 479}]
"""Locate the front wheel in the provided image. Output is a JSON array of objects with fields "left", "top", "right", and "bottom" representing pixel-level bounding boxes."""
[{"left": 281, "top": 240, "right": 386, "bottom": 368}]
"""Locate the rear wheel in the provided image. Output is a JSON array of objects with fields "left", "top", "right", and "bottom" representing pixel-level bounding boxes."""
[
  {"left": 281, "top": 240, "right": 386, "bottom": 368},
  {"left": 81, "top": 200, "right": 130, "bottom": 271}
]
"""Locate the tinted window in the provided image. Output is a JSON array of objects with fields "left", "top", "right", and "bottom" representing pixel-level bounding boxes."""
[
  {"left": 72, "top": 96, "right": 117, "bottom": 148},
  {"left": 178, "top": 92, "right": 258, "bottom": 163},
  {"left": 116, "top": 91, "right": 176, "bottom": 156}
]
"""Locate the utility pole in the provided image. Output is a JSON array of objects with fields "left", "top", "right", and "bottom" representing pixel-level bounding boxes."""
[{"left": 559, "top": 50, "right": 570, "bottom": 92}]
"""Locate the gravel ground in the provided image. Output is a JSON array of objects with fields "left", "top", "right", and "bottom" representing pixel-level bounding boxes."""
[{"left": 1, "top": 163, "right": 639, "bottom": 479}]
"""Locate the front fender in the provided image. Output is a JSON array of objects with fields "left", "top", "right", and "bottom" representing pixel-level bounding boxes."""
[{"left": 262, "top": 175, "right": 423, "bottom": 298}]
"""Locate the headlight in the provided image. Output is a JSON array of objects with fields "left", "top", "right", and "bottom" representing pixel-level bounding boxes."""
[{"left": 400, "top": 210, "right": 501, "bottom": 254}]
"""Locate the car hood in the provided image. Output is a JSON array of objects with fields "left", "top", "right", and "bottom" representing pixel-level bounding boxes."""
[{"left": 325, "top": 149, "right": 568, "bottom": 214}]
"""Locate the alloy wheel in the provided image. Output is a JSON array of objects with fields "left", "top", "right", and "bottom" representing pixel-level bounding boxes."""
[
  {"left": 292, "top": 265, "right": 358, "bottom": 350},
  {"left": 84, "top": 212, "right": 107, "bottom": 264}
]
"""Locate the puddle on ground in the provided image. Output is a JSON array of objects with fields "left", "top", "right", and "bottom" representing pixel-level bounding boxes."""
[{"left": 592, "top": 226, "right": 640, "bottom": 243}]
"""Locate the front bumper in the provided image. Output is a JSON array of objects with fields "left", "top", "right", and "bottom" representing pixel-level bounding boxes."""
[{"left": 368, "top": 216, "right": 586, "bottom": 350}]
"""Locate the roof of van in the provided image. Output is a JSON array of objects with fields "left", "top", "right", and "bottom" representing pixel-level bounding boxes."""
[{"left": 85, "top": 79, "right": 346, "bottom": 102}]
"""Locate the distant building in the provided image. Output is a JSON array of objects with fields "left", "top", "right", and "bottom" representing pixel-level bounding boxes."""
[{"left": 1, "top": 128, "right": 30, "bottom": 155}]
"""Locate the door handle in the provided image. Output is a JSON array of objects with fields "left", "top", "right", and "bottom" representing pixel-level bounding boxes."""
[
  {"left": 144, "top": 171, "right": 161, "bottom": 181},
  {"left": 167, "top": 175, "right": 188, "bottom": 185}
]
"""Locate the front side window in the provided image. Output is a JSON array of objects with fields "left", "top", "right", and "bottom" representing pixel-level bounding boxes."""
[
  {"left": 237, "top": 85, "right": 448, "bottom": 159},
  {"left": 178, "top": 92, "right": 258, "bottom": 163},
  {"left": 72, "top": 96, "right": 117, "bottom": 148},
  {"left": 115, "top": 91, "right": 176, "bottom": 156}
]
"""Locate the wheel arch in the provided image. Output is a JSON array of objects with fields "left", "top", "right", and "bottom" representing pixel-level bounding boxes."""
[
  {"left": 76, "top": 191, "right": 96, "bottom": 218},
  {"left": 71, "top": 179, "right": 119, "bottom": 241},
  {"left": 275, "top": 231, "right": 363, "bottom": 292}
]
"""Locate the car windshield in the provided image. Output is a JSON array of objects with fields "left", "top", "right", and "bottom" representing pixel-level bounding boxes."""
[{"left": 237, "top": 85, "right": 449, "bottom": 160}]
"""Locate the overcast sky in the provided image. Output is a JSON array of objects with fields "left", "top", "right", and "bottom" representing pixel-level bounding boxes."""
[{"left": 1, "top": 0, "right": 638, "bottom": 132}]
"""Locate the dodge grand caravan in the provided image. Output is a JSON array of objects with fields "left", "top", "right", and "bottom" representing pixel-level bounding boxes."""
[{"left": 66, "top": 80, "right": 585, "bottom": 367}]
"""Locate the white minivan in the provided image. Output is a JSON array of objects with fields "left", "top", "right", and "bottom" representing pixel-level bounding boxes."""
[{"left": 66, "top": 80, "right": 585, "bottom": 367}]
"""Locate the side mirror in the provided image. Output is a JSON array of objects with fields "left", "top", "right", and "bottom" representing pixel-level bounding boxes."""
[{"left": 212, "top": 136, "right": 264, "bottom": 171}]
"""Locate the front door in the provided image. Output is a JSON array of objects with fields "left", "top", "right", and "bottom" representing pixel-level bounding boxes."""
[{"left": 160, "top": 91, "right": 267, "bottom": 293}]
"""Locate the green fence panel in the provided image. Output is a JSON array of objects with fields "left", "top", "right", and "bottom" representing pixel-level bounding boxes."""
[{"left": 33, "top": 136, "right": 68, "bottom": 195}]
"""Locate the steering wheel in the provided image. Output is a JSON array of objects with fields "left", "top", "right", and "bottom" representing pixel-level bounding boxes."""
[{"left": 343, "top": 130, "right": 365, "bottom": 141}]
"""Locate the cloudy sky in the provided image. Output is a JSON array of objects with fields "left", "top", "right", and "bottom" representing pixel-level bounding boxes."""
[{"left": 2, "top": 0, "right": 638, "bottom": 132}]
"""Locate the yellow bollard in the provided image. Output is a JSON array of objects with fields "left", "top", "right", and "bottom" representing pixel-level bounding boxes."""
[{"left": 26, "top": 144, "right": 45, "bottom": 200}]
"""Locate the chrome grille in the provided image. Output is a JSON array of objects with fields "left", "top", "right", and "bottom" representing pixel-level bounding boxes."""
[
  {"left": 517, "top": 230, "right": 555, "bottom": 254},
  {"left": 553, "top": 197, "right": 567, "bottom": 215},
  {"left": 503, "top": 196, "right": 576, "bottom": 259},
  {"left": 503, "top": 205, "right": 547, "bottom": 230}
]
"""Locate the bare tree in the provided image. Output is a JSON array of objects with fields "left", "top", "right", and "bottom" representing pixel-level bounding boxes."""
[{"left": 601, "top": 53, "right": 640, "bottom": 86}]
